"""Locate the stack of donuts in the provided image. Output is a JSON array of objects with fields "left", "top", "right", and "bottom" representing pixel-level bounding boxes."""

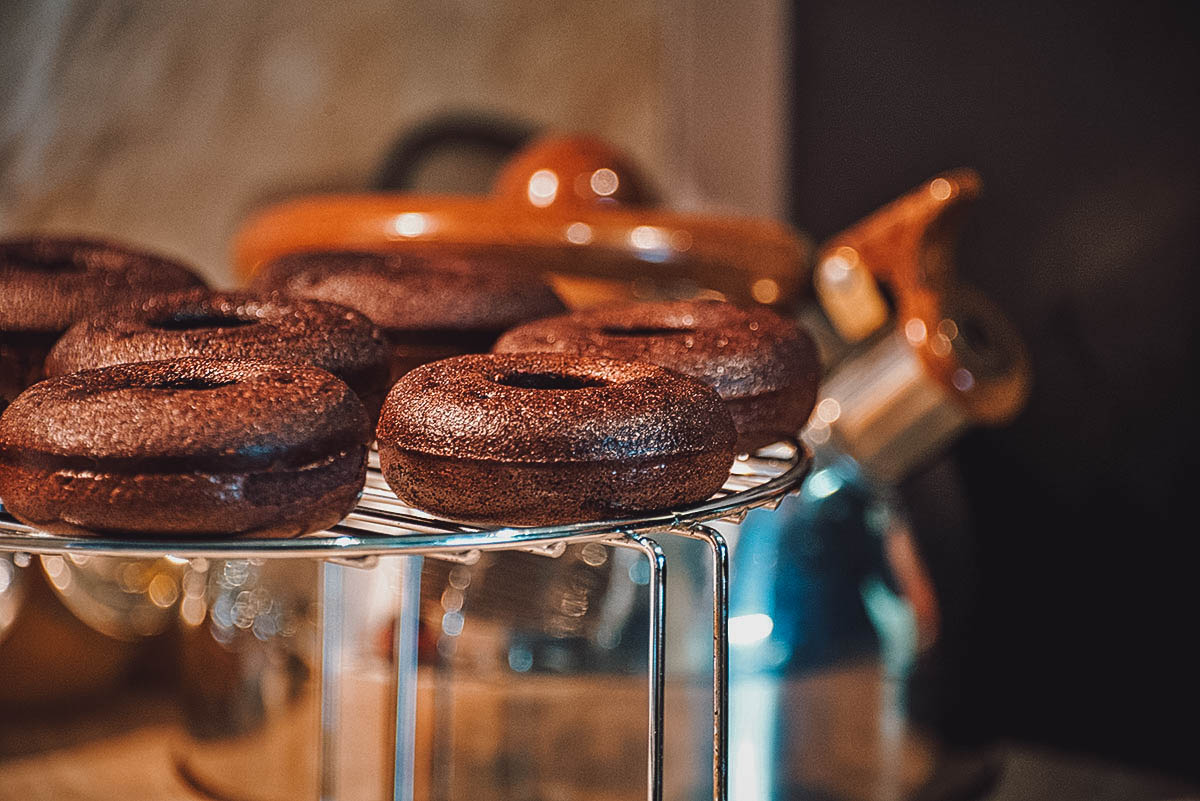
[{"left": 0, "top": 237, "right": 820, "bottom": 535}]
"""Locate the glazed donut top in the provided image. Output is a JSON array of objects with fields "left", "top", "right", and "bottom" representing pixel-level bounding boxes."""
[
  {"left": 250, "top": 250, "right": 565, "bottom": 333},
  {"left": 0, "top": 358, "right": 371, "bottom": 473},
  {"left": 0, "top": 236, "right": 205, "bottom": 332},
  {"left": 376, "top": 353, "right": 737, "bottom": 463},
  {"left": 45, "top": 290, "right": 390, "bottom": 381},
  {"left": 494, "top": 299, "right": 818, "bottom": 401}
]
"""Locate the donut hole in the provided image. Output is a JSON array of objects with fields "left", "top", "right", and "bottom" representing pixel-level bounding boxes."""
[
  {"left": 9, "top": 255, "right": 87, "bottom": 273},
  {"left": 957, "top": 315, "right": 998, "bottom": 360},
  {"left": 143, "top": 377, "right": 237, "bottom": 391},
  {"left": 151, "top": 313, "right": 258, "bottom": 331},
  {"left": 492, "top": 371, "right": 608, "bottom": 390},
  {"left": 599, "top": 326, "right": 698, "bottom": 338}
]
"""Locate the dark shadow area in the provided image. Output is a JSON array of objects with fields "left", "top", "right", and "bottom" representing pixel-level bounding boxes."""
[{"left": 789, "top": 0, "right": 1200, "bottom": 780}]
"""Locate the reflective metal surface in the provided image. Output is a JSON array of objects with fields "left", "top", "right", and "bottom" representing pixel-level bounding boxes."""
[
  {"left": 806, "top": 329, "right": 968, "bottom": 484},
  {"left": 1, "top": 442, "right": 810, "bottom": 801},
  {"left": 716, "top": 170, "right": 1032, "bottom": 800},
  {"left": 39, "top": 553, "right": 184, "bottom": 640},
  {"left": 0, "top": 554, "right": 23, "bottom": 642},
  {"left": 619, "top": 535, "right": 668, "bottom": 801},
  {"left": 176, "top": 558, "right": 321, "bottom": 801},
  {"left": 673, "top": 525, "right": 730, "bottom": 801},
  {"left": 727, "top": 452, "right": 939, "bottom": 801}
]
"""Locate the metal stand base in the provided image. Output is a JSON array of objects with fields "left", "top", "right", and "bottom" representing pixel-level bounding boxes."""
[{"left": 1, "top": 443, "right": 809, "bottom": 801}]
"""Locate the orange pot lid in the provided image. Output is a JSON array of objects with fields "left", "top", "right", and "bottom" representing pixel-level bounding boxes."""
[{"left": 233, "top": 135, "right": 811, "bottom": 307}]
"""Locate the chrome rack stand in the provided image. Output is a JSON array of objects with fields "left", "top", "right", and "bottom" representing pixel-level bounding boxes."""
[{"left": 1, "top": 441, "right": 810, "bottom": 801}]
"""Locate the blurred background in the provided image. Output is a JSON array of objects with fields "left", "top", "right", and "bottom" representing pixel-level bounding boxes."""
[
  {"left": 2, "top": 0, "right": 1198, "bottom": 799},
  {"left": 0, "top": 0, "right": 789, "bottom": 283}
]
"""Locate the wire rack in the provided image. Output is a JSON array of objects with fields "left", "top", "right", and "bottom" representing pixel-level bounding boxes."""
[{"left": 0, "top": 440, "right": 811, "bottom": 801}]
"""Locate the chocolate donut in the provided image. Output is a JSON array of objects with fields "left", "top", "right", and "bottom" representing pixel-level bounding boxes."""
[
  {"left": 0, "top": 358, "right": 371, "bottom": 538},
  {"left": 376, "top": 353, "right": 737, "bottom": 525},
  {"left": 45, "top": 291, "right": 392, "bottom": 419},
  {"left": 0, "top": 236, "right": 205, "bottom": 403},
  {"left": 250, "top": 250, "right": 565, "bottom": 381},
  {"left": 495, "top": 300, "right": 820, "bottom": 451}
]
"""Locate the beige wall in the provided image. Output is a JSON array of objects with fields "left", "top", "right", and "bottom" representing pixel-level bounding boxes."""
[
  {"left": 0, "top": 0, "right": 667, "bottom": 285},
  {"left": 0, "top": 0, "right": 789, "bottom": 286},
  {"left": 658, "top": 0, "right": 791, "bottom": 219}
]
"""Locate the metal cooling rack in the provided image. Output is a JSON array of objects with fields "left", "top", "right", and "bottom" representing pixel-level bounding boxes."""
[{"left": 0, "top": 440, "right": 811, "bottom": 801}]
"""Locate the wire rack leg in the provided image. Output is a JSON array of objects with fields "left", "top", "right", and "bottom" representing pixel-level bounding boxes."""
[
  {"left": 673, "top": 524, "right": 729, "bottom": 801},
  {"left": 320, "top": 561, "right": 344, "bottom": 799},
  {"left": 611, "top": 534, "right": 666, "bottom": 801},
  {"left": 393, "top": 555, "right": 423, "bottom": 801},
  {"left": 320, "top": 555, "right": 422, "bottom": 801}
]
